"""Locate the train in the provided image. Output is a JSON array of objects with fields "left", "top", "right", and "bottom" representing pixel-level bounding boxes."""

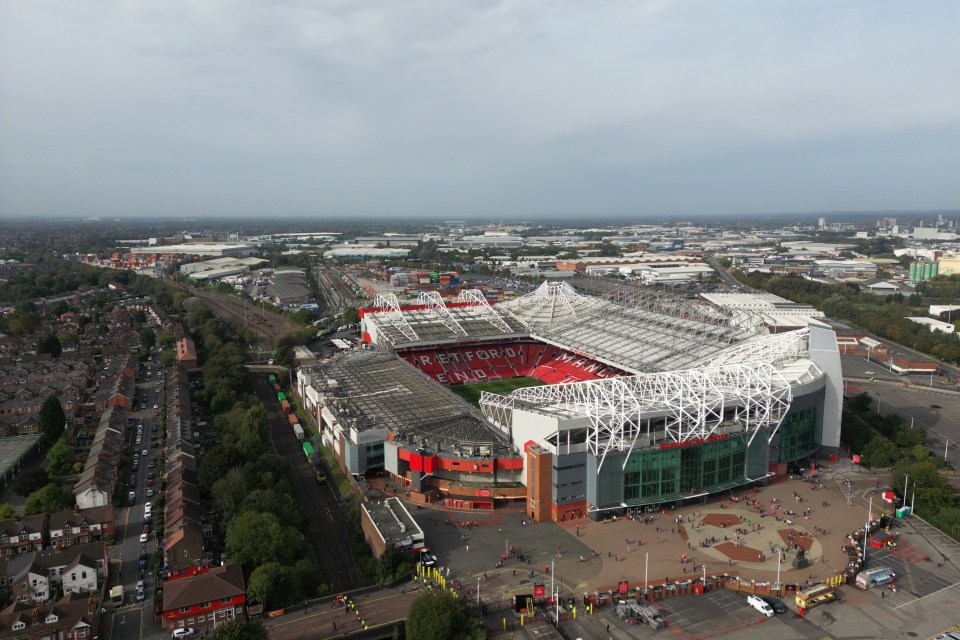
[{"left": 270, "top": 373, "right": 324, "bottom": 484}]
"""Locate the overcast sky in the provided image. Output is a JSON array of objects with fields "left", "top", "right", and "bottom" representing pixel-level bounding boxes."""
[{"left": 1, "top": 1, "right": 959, "bottom": 220}]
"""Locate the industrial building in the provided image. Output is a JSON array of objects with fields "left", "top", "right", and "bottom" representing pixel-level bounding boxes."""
[
  {"left": 130, "top": 243, "right": 256, "bottom": 259},
  {"left": 297, "top": 282, "right": 843, "bottom": 523}
]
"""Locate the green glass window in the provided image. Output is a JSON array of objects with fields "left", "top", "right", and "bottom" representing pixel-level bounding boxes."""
[{"left": 778, "top": 407, "right": 818, "bottom": 462}]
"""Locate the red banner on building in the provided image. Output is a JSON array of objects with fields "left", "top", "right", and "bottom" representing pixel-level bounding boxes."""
[
  {"left": 476, "top": 489, "right": 491, "bottom": 497},
  {"left": 618, "top": 581, "right": 629, "bottom": 595},
  {"left": 534, "top": 585, "right": 545, "bottom": 598}
]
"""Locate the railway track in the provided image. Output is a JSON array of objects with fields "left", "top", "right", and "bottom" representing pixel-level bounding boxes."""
[
  {"left": 314, "top": 267, "right": 359, "bottom": 319},
  {"left": 256, "top": 378, "right": 364, "bottom": 593},
  {"left": 192, "top": 288, "right": 298, "bottom": 344}
]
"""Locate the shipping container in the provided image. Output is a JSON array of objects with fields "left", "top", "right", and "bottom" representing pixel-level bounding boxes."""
[
  {"left": 268, "top": 374, "right": 277, "bottom": 384},
  {"left": 302, "top": 441, "right": 314, "bottom": 460},
  {"left": 272, "top": 383, "right": 281, "bottom": 393},
  {"left": 281, "top": 400, "right": 292, "bottom": 414},
  {"left": 277, "top": 391, "right": 286, "bottom": 402},
  {"left": 293, "top": 424, "right": 305, "bottom": 442}
]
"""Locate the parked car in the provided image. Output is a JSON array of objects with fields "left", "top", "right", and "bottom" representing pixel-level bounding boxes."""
[
  {"left": 746, "top": 595, "right": 774, "bottom": 617},
  {"left": 173, "top": 629, "right": 195, "bottom": 639},
  {"left": 759, "top": 596, "right": 786, "bottom": 614},
  {"left": 139, "top": 533, "right": 148, "bottom": 543}
]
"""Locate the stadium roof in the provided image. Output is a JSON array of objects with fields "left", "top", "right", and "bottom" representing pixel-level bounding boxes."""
[
  {"left": 362, "top": 281, "right": 765, "bottom": 374},
  {"left": 306, "top": 350, "right": 512, "bottom": 453}
]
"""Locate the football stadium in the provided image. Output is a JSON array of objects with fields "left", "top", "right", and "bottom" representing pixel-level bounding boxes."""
[{"left": 296, "top": 282, "right": 842, "bottom": 523}]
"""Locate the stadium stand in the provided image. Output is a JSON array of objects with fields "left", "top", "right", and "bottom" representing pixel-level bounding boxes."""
[{"left": 399, "top": 341, "right": 624, "bottom": 385}]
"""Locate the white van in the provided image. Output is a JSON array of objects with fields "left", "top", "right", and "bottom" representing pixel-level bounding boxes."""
[{"left": 746, "top": 595, "right": 774, "bottom": 617}]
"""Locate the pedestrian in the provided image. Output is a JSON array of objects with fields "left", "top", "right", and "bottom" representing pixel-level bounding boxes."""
[
  {"left": 333, "top": 621, "right": 337, "bottom": 630},
  {"left": 499, "top": 528, "right": 502, "bottom": 534},
  {"left": 466, "top": 545, "right": 469, "bottom": 553},
  {"left": 881, "top": 590, "right": 885, "bottom": 598}
]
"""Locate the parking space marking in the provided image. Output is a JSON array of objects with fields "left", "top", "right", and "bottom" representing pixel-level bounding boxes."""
[{"left": 893, "top": 580, "right": 960, "bottom": 610}]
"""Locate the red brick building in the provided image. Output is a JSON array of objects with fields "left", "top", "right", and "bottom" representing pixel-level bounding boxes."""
[
  {"left": 161, "top": 565, "right": 246, "bottom": 633},
  {"left": 176, "top": 338, "right": 198, "bottom": 370}
]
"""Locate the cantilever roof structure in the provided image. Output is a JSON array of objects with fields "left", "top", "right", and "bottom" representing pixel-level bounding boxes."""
[
  {"left": 307, "top": 350, "right": 512, "bottom": 453},
  {"left": 363, "top": 281, "right": 765, "bottom": 374},
  {"left": 497, "top": 281, "right": 603, "bottom": 326}
]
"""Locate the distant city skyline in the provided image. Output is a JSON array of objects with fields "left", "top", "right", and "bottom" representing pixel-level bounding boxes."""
[{"left": 2, "top": 1, "right": 959, "bottom": 219}]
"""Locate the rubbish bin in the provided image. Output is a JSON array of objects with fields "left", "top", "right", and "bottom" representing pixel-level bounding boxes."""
[{"left": 694, "top": 584, "right": 704, "bottom": 595}]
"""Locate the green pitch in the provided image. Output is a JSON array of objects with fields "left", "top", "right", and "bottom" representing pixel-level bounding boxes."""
[{"left": 448, "top": 377, "right": 543, "bottom": 406}]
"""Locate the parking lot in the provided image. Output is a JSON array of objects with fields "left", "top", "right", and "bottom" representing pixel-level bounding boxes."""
[
  {"left": 658, "top": 589, "right": 773, "bottom": 635},
  {"left": 864, "top": 544, "right": 955, "bottom": 603}
]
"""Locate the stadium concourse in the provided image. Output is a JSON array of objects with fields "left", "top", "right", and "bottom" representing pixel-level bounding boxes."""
[{"left": 295, "top": 281, "right": 844, "bottom": 530}]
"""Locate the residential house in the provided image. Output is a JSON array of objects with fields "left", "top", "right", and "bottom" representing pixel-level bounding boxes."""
[
  {"left": 161, "top": 565, "right": 246, "bottom": 633},
  {"left": 0, "top": 592, "right": 99, "bottom": 640},
  {"left": 9, "top": 543, "right": 108, "bottom": 603},
  {"left": 74, "top": 407, "right": 125, "bottom": 509},
  {"left": 48, "top": 507, "right": 115, "bottom": 549},
  {"left": 0, "top": 517, "right": 46, "bottom": 558},
  {"left": 175, "top": 338, "right": 197, "bottom": 370}
]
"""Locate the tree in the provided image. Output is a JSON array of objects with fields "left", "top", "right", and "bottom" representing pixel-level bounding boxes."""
[
  {"left": 212, "top": 467, "right": 248, "bottom": 517},
  {"left": 140, "top": 328, "right": 156, "bottom": 350},
  {"left": 342, "top": 307, "right": 360, "bottom": 325},
  {"left": 24, "top": 483, "right": 71, "bottom": 516},
  {"left": 247, "top": 562, "right": 303, "bottom": 609},
  {"left": 238, "top": 404, "right": 268, "bottom": 457},
  {"left": 862, "top": 436, "right": 899, "bottom": 469},
  {"left": 406, "top": 591, "right": 485, "bottom": 640},
  {"left": 198, "top": 444, "right": 245, "bottom": 490},
  {"left": 159, "top": 350, "right": 177, "bottom": 367},
  {"left": 39, "top": 395, "right": 66, "bottom": 443},
  {"left": 13, "top": 469, "right": 50, "bottom": 497},
  {"left": 0, "top": 503, "right": 17, "bottom": 519},
  {"left": 45, "top": 437, "right": 75, "bottom": 479},
  {"left": 225, "top": 511, "right": 300, "bottom": 570},
  {"left": 37, "top": 333, "right": 62, "bottom": 357},
  {"left": 208, "top": 619, "right": 269, "bottom": 640}
]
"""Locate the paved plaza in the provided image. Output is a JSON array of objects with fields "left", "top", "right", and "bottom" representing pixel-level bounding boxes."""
[{"left": 403, "top": 461, "right": 960, "bottom": 639}]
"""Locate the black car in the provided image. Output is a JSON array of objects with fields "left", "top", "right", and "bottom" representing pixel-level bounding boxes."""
[
  {"left": 930, "top": 404, "right": 942, "bottom": 409},
  {"left": 760, "top": 596, "right": 786, "bottom": 614}
]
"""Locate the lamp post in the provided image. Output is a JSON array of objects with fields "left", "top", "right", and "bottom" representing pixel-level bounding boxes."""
[
  {"left": 776, "top": 550, "right": 781, "bottom": 585},
  {"left": 644, "top": 552, "right": 649, "bottom": 595},
  {"left": 863, "top": 494, "right": 873, "bottom": 564},
  {"left": 477, "top": 576, "right": 480, "bottom": 607}
]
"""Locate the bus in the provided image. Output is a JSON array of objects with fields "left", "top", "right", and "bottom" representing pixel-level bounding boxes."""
[{"left": 795, "top": 583, "right": 835, "bottom": 614}]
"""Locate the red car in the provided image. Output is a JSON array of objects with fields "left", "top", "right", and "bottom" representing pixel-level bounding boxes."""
[
  {"left": 146, "top": 478, "right": 155, "bottom": 487},
  {"left": 153, "top": 410, "right": 159, "bottom": 416}
]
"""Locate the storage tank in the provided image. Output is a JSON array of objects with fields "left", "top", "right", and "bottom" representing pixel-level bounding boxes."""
[
  {"left": 924, "top": 262, "right": 934, "bottom": 280},
  {"left": 931, "top": 262, "right": 939, "bottom": 278},
  {"left": 909, "top": 262, "right": 920, "bottom": 282}
]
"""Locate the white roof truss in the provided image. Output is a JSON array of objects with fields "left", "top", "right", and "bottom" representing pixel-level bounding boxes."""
[
  {"left": 372, "top": 293, "right": 420, "bottom": 343},
  {"left": 707, "top": 328, "right": 810, "bottom": 367},
  {"left": 480, "top": 361, "right": 792, "bottom": 472},
  {"left": 417, "top": 291, "right": 468, "bottom": 337},
  {"left": 456, "top": 289, "right": 522, "bottom": 332}
]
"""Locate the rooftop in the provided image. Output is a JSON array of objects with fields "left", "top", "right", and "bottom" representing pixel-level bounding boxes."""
[
  {"left": 361, "top": 498, "right": 424, "bottom": 547},
  {"left": 305, "top": 350, "right": 511, "bottom": 452}
]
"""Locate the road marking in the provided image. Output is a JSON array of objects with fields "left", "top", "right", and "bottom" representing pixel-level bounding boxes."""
[{"left": 892, "top": 579, "right": 960, "bottom": 610}]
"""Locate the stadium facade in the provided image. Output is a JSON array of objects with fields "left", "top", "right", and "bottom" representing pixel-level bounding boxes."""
[{"left": 297, "top": 282, "right": 842, "bottom": 522}]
